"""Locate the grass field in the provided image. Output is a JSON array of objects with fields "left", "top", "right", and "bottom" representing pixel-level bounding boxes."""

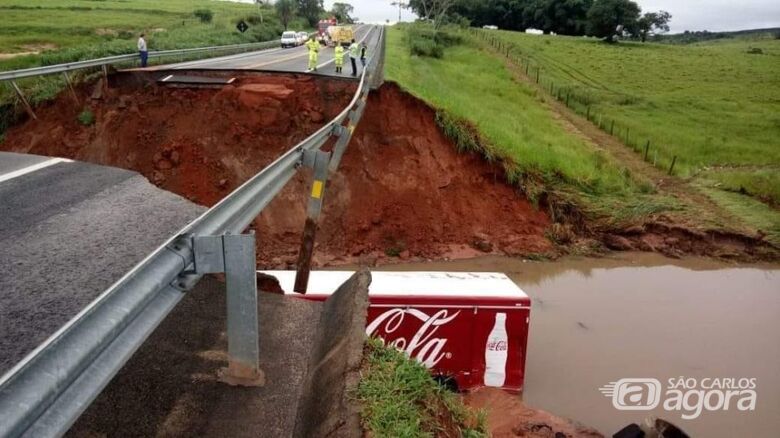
[
  {"left": 386, "top": 25, "right": 687, "bottom": 229},
  {"left": 0, "top": 0, "right": 303, "bottom": 71},
  {"left": 481, "top": 30, "right": 780, "bottom": 207},
  {"left": 386, "top": 24, "right": 779, "bottom": 242}
]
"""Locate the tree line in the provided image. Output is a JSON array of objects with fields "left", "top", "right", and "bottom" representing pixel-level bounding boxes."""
[
  {"left": 272, "top": 0, "right": 357, "bottom": 30},
  {"left": 408, "top": 0, "right": 671, "bottom": 42}
]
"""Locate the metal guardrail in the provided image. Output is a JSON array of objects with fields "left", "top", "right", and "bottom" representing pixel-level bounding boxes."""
[
  {"left": 0, "top": 40, "right": 281, "bottom": 82},
  {"left": 0, "top": 25, "right": 385, "bottom": 438},
  {"left": 1, "top": 39, "right": 281, "bottom": 120}
]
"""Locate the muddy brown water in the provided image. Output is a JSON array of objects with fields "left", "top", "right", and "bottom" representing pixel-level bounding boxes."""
[{"left": 369, "top": 253, "right": 780, "bottom": 437}]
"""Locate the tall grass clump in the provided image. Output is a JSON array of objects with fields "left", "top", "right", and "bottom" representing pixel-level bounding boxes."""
[{"left": 357, "top": 338, "right": 487, "bottom": 438}]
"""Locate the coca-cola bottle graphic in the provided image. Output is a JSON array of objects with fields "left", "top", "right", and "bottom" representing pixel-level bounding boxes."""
[{"left": 484, "top": 313, "right": 508, "bottom": 387}]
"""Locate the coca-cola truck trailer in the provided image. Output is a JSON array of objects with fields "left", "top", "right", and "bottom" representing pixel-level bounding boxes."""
[{"left": 260, "top": 271, "right": 531, "bottom": 393}]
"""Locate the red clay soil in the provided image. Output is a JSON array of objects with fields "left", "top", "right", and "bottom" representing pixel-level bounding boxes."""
[
  {"left": 1, "top": 75, "right": 551, "bottom": 266},
  {"left": 464, "top": 388, "right": 603, "bottom": 438},
  {"left": 254, "top": 83, "right": 552, "bottom": 266},
  {"left": 2, "top": 73, "right": 355, "bottom": 207}
]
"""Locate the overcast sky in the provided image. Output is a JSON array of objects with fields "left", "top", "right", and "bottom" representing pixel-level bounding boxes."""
[{"left": 317, "top": 0, "right": 780, "bottom": 32}]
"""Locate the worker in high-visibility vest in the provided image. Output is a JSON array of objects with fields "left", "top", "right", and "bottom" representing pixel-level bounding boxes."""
[
  {"left": 334, "top": 44, "right": 345, "bottom": 74},
  {"left": 306, "top": 38, "right": 320, "bottom": 72},
  {"left": 348, "top": 39, "right": 359, "bottom": 76}
]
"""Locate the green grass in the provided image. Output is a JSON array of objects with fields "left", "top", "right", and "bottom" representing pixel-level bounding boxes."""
[
  {"left": 387, "top": 25, "right": 676, "bottom": 225},
  {"left": 706, "top": 168, "right": 780, "bottom": 206},
  {"left": 357, "top": 338, "right": 486, "bottom": 438},
  {"left": 76, "top": 108, "right": 94, "bottom": 126},
  {"left": 0, "top": 0, "right": 309, "bottom": 133},
  {"left": 700, "top": 186, "right": 780, "bottom": 243},
  {"left": 481, "top": 29, "right": 780, "bottom": 208}
]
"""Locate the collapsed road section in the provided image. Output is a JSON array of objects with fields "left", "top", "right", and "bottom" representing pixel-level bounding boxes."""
[{"left": 0, "top": 73, "right": 552, "bottom": 267}]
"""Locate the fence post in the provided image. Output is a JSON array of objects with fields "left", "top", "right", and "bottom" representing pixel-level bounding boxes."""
[
  {"left": 644, "top": 140, "right": 650, "bottom": 161},
  {"left": 610, "top": 120, "right": 614, "bottom": 135},
  {"left": 668, "top": 156, "right": 677, "bottom": 175},
  {"left": 586, "top": 106, "right": 590, "bottom": 121},
  {"left": 536, "top": 68, "right": 540, "bottom": 83}
]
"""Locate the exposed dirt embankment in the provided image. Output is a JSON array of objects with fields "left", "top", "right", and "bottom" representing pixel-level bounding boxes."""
[
  {"left": 1, "top": 74, "right": 552, "bottom": 266},
  {"left": 3, "top": 72, "right": 355, "bottom": 206},
  {"left": 256, "top": 83, "right": 552, "bottom": 266}
]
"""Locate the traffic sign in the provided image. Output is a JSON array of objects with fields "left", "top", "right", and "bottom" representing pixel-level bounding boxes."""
[{"left": 237, "top": 21, "right": 249, "bottom": 33}]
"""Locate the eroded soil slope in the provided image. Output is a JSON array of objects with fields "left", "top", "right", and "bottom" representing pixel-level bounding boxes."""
[
  {"left": 256, "top": 83, "right": 552, "bottom": 266},
  {"left": 3, "top": 72, "right": 355, "bottom": 206},
  {"left": 2, "top": 74, "right": 551, "bottom": 265}
]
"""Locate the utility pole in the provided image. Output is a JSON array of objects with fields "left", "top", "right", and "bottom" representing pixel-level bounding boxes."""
[{"left": 390, "top": 1, "right": 407, "bottom": 23}]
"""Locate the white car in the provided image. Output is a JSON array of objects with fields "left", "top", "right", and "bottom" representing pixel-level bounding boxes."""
[
  {"left": 297, "top": 32, "right": 308, "bottom": 45},
  {"left": 281, "top": 31, "right": 298, "bottom": 48}
]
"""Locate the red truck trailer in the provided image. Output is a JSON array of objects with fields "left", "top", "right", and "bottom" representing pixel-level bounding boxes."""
[{"left": 261, "top": 271, "right": 531, "bottom": 393}]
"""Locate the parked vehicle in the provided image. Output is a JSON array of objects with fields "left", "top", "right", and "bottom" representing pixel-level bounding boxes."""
[
  {"left": 281, "top": 31, "right": 298, "bottom": 48},
  {"left": 297, "top": 32, "right": 309, "bottom": 45},
  {"left": 328, "top": 26, "right": 355, "bottom": 47},
  {"left": 317, "top": 18, "right": 337, "bottom": 45},
  {"left": 263, "top": 270, "right": 532, "bottom": 393}
]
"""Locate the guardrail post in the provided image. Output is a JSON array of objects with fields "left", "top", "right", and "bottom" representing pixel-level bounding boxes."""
[
  {"left": 192, "top": 233, "right": 264, "bottom": 386},
  {"left": 294, "top": 149, "right": 332, "bottom": 293},
  {"left": 62, "top": 71, "right": 79, "bottom": 105},
  {"left": 101, "top": 65, "right": 109, "bottom": 92},
  {"left": 222, "top": 232, "right": 264, "bottom": 386},
  {"left": 9, "top": 81, "right": 37, "bottom": 120}
]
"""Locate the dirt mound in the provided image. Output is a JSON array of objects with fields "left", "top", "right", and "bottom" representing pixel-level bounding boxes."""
[
  {"left": 1, "top": 75, "right": 552, "bottom": 266},
  {"left": 464, "top": 387, "right": 603, "bottom": 437}
]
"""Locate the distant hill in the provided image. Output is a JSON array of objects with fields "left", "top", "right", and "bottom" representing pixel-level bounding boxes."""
[{"left": 657, "top": 27, "right": 780, "bottom": 44}]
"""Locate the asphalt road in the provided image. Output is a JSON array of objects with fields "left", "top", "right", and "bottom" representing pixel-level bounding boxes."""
[
  {"left": 0, "top": 152, "right": 205, "bottom": 374},
  {"left": 151, "top": 24, "right": 381, "bottom": 78}
]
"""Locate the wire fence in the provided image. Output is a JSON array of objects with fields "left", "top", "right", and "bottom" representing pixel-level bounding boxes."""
[{"left": 470, "top": 29, "right": 678, "bottom": 176}]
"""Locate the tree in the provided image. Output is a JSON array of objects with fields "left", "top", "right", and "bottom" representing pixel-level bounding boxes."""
[
  {"left": 586, "top": 0, "right": 640, "bottom": 42},
  {"left": 330, "top": 2, "right": 355, "bottom": 23},
  {"left": 408, "top": 0, "right": 458, "bottom": 31},
  {"left": 545, "top": 0, "right": 593, "bottom": 35},
  {"left": 275, "top": 0, "right": 296, "bottom": 30},
  {"left": 636, "top": 10, "right": 671, "bottom": 42},
  {"left": 297, "top": 0, "right": 324, "bottom": 27}
]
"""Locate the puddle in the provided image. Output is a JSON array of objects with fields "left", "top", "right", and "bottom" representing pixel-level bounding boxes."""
[{"left": 367, "top": 253, "right": 780, "bottom": 437}]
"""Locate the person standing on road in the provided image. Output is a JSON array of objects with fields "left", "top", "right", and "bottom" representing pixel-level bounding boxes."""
[
  {"left": 306, "top": 37, "right": 320, "bottom": 72},
  {"left": 360, "top": 43, "right": 367, "bottom": 67},
  {"left": 334, "top": 44, "right": 345, "bottom": 74},
  {"left": 349, "top": 39, "right": 359, "bottom": 76},
  {"left": 137, "top": 33, "right": 148, "bottom": 68}
]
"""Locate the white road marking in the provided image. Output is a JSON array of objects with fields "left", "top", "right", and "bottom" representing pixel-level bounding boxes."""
[
  {"left": 0, "top": 158, "right": 73, "bottom": 184},
  {"left": 165, "top": 47, "right": 285, "bottom": 70}
]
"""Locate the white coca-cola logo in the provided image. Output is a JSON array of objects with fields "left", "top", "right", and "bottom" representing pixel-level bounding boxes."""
[
  {"left": 366, "top": 308, "right": 460, "bottom": 368},
  {"left": 487, "top": 340, "right": 507, "bottom": 352}
]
